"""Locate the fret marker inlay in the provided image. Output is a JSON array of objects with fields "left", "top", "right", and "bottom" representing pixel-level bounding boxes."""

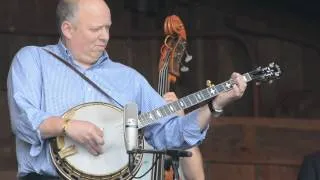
[
  {"left": 197, "top": 94, "right": 202, "bottom": 100},
  {"left": 210, "top": 88, "right": 216, "bottom": 95},
  {"left": 156, "top": 110, "right": 161, "bottom": 117},
  {"left": 226, "top": 82, "right": 231, "bottom": 89}
]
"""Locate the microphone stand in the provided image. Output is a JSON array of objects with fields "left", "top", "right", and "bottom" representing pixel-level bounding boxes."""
[
  {"left": 128, "top": 149, "right": 192, "bottom": 180},
  {"left": 171, "top": 153, "right": 180, "bottom": 180}
]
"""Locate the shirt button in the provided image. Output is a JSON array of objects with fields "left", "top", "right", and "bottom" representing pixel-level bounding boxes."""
[{"left": 88, "top": 88, "right": 91, "bottom": 92}]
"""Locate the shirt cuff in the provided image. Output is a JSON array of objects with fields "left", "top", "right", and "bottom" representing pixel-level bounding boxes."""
[
  {"left": 30, "top": 113, "right": 53, "bottom": 157},
  {"left": 182, "top": 110, "right": 209, "bottom": 147}
]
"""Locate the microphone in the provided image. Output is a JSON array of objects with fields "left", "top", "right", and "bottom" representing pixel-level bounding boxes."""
[{"left": 124, "top": 103, "right": 139, "bottom": 172}]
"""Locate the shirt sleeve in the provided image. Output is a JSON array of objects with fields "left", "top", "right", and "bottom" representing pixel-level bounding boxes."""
[
  {"left": 7, "top": 46, "right": 54, "bottom": 157},
  {"left": 134, "top": 73, "right": 209, "bottom": 150}
]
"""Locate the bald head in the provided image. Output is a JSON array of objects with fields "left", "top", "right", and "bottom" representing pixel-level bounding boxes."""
[
  {"left": 56, "top": 0, "right": 110, "bottom": 35},
  {"left": 56, "top": 0, "right": 112, "bottom": 68}
]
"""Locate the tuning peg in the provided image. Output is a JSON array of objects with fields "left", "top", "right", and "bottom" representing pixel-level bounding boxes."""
[
  {"left": 255, "top": 82, "right": 261, "bottom": 86},
  {"left": 180, "top": 65, "right": 189, "bottom": 72},
  {"left": 206, "top": 80, "right": 215, "bottom": 87},
  {"left": 268, "top": 80, "right": 273, "bottom": 84},
  {"left": 269, "top": 62, "right": 275, "bottom": 67},
  {"left": 184, "top": 51, "right": 192, "bottom": 63}
]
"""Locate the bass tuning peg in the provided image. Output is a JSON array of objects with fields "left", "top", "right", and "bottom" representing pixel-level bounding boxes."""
[
  {"left": 180, "top": 65, "right": 189, "bottom": 72},
  {"left": 184, "top": 51, "right": 192, "bottom": 63}
]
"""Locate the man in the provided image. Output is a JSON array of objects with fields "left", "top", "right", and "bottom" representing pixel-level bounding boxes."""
[{"left": 7, "top": 0, "right": 247, "bottom": 179}]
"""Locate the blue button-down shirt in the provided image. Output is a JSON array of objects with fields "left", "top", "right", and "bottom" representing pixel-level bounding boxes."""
[{"left": 7, "top": 41, "right": 207, "bottom": 177}]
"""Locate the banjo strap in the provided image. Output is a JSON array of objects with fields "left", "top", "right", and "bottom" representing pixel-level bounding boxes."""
[{"left": 43, "top": 48, "right": 123, "bottom": 107}]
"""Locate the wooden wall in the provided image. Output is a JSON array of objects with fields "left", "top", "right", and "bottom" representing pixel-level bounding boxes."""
[
  {"left": 1, "top": 0, "right": 320, "bottom": 179},
  {"left": 201, "top": 117, "right": 320, "bottom": 180}
]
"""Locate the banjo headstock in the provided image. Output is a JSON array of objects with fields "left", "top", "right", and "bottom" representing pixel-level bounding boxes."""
[{"left": 249, "top": 62, "right": 282, "bottom": 84}]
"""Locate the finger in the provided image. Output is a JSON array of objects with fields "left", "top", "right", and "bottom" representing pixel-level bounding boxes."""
[
  {"left": 232, "top": 84, "right": 242, "bottom": 97},
  {"left": 163, "top": 95, "right": 178, "bottom": 103},
  {"left": 163, "top": 92, "right": 171, "bottom": 98},
  {"left": 163, "top": 97, "right": 175, "bottom": 103},
  {"left": 237, "top": 77, "right": 247, "bottom": 92},
  {"left": 163, "top": 92, "right": 176, "bottom": 99},
  {"left": 232, "top": 84, "right": 240, "bottom": 93},
  {"left": 93, "top": 132, "right": 105, "bottom": 146},
  {"left": 233, "top": 76, "right": 246, "bottom": 90},
  {"left": 166, "top": 92, "right": 175, "bottom": 96},
  {"left": 231, "top": 72, "right": 241, "bottom": 79},
  {"left": 88, "top": 139, "right": 103, "bottom": 154},
  {"left": 163, "top": 98, "right": 170, "bottom": 103},
  {"left": 95, "top": 126, "right": 104, "bottom": 137},
  {"left": 85, "top": 143, "right": 99, "bottom": 156}
]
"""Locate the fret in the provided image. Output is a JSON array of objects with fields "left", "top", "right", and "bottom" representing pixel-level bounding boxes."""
[
  {"left": 146, "top": 113, "right": 151, "bottom": 122},
  {"left": 155, "top": 109, "right": 163, "bottom": 118},
  {"left": 139, "top": 114, "right": 145, "bottom": 123},
  {"left": 215, "top": 84, "right": 224, "bottom": 93},
  {"left": 181, "top": 97, "right": 190, "bottom": 107},
  {"left": 174, "top": 102, "right": 182, "bottom": 111},
  {"left": 195, "top": 92, "right": 202, "bottom": 102},
  {"left": 143, "top": 114, "right": 149, "bottom": 125},
  {"left": 188, "top": 94, "right": 195, "bottom": 104},
  {"left": 202, "top": 89, "right": 211, "bottom": 100},
  {"left": 148, "top": 112, "right": 154, "bottom": 121},
  {"left": 138, "top": 115, "right": 146, "bottom": 127},
  {"left": 203, "top": 88, "right": 209, "bottom": 98},
  {"left": 149, "top": 111, "right": 156, "bottom": 120},
  {"left": 178, "top": 99, "right": 186, "bottom": 108},
  {"left": 185, "top": 95, "right": 194, "bottom": 108},
  {"left": 196, "top": 92, "right": 204, "bottom": 101},
  {"left": 203, "top": 88, "right": 212, "bottom": 99},
  {"left": 162, "top": 106, "right": 170, "bottom": 116},
  {"left": 172, "top": 101, "right": 182, "bottom": 112},
  {"left": 157, "top": 107, "right": 164, "bottom": 117},
  {"left": 168, "top": 103, "right": 175, "bottom": 113},
  {"left": 205, "top": 89, "right": 211, "bottom": 98},
  {"left": 161, "top": 108, "right": 167, "bottom": 117},
  {"left": 151, "top": 111, "right": 157, "bottom": 120},
  {"left": 185, "top": 94, "right": 194, "bottom": 107}
]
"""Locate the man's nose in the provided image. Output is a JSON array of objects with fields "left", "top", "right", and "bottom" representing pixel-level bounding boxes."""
[{"left": 100, "top": 28, "right": 109, "bottom": 41}]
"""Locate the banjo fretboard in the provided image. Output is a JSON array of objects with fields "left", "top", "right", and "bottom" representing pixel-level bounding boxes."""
[{"left": 138, "top": 73, "right": 252, "bottom": 128}]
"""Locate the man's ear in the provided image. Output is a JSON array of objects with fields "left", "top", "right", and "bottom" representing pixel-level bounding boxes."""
[{"left": 61, "top": 21, "right": 74, "bottom": 39}]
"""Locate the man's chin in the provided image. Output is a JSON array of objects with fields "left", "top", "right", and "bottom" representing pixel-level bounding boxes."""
[{"left": 91, "top": 51, "right": 104, "bottom": 59}]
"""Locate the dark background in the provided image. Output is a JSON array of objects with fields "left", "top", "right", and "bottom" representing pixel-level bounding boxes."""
[{"left": 1, "top": 0, "right": 320, "bottom": 179}]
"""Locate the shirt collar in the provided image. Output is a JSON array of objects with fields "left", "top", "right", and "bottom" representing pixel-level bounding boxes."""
[{"left": 57, "top": 39, "right": 109, "bottom": 69}]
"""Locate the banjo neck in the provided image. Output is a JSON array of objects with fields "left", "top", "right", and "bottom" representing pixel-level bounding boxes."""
[
  {"left": 138, "top": 62, "right": 281, "bottom": 129},
  {"left": 139, "top": 73, "right": 252, "bottom": 129}
]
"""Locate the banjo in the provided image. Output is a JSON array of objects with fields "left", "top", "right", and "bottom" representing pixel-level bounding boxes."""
[{"left": 49, "top": 62, "right": 281, "bottom": 180}]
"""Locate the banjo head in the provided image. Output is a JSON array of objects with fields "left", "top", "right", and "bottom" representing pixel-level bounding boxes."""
[{"left": 49, "top": 102, "right": 144, "bottom": 179}]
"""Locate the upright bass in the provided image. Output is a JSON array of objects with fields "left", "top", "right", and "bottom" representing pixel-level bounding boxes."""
[{"left": 154, "top": 15, "right": 192, "bottom": 180}]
